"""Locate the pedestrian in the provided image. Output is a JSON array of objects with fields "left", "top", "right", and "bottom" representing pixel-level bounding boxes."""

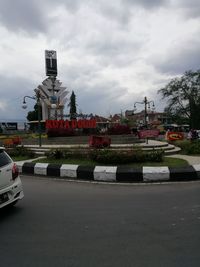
[
  {"left": 165, "top": 129, "right": 170, "bottom": 140},
  {"left": 187, "top": 129, "right": 192, "bottom": 140},
  {"left": 189, "top": 129, "right": 198, "bottom": 142}
]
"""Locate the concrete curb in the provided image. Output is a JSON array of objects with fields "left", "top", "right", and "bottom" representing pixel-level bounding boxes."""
[{"left": 17, "top": 162, "right": 200, "bottom": 183}]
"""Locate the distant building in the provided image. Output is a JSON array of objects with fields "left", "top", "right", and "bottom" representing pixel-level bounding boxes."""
[
  {"left": 125, "top": 110, "right": 170, "bottom": 127},
  {"left": 109, "top": 114, "right": 121, "bottom": 124},
  {"left": 93, "top": 115, "right": 110, "bottom": 133}
]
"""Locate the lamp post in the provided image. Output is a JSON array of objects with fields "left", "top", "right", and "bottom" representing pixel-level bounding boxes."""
[
  {"left": 22, "top": 89, "right": 42, "bottom": 147},
  {"left": 134, "top": 96, "right": 155, "bottom": 128}
]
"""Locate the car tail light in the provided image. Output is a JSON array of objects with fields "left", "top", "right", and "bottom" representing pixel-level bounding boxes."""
[{"left": 12, "top": 163, "right": 19, "bottom": 180}]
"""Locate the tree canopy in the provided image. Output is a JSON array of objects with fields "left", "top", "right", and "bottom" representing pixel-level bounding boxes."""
[
  {"left": 26, "top": 104, "right": 42, "bottom": 121},
  {"left": 158, "top": 70, "right": 200, "bottom": 129},
  {"left": 26, "top": 103, "right": 43, "bottom": 131},
  {"left": 68, "top": 91, "right": 77, "bottom": 119}
]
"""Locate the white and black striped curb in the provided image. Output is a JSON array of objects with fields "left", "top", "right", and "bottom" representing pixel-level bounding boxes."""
[{"left": 16, "top": 162, "right": 200, "bottom": 183}]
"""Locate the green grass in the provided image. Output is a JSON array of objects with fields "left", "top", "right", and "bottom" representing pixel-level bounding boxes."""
[
  {"left": 13, "top": 156, "right": 35, "bottom": 161},
  {"left": 32, "top": 156, "right": 188, "bottom": 167},
  {"left": 0, "top": 133, "right": 47, "bottom": 139}
]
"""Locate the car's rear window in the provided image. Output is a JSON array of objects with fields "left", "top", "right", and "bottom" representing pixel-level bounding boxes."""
[{"left": 0, "top": 150, "right": 12, "bottom": 167}]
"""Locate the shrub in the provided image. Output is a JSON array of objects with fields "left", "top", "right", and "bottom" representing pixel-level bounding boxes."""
[
  {"left": 46, "top": 149, "right": 65, "bottom": 159},
  {"left": 174, "top": 140, "right": 200, "bottom": 155},
  {"left": 185, "top": 141, "right": 200, "bottom": 154},
  {"left": 46, "top": 149, "right": 88, "bottom": 160},
  {"left": 90, "top": 149, "right": 123, "bottom": 164},
  {"left": 89, "top": 149, "right": 164, "bottom": 164},
  {"left": 7, "top": 146, "right": 35, "bottom": 158},
  {"left": 46, "top": 148, "right": 164, "bottom": 164},
  {"left": 64, "top": 150, "right": 87, "bottom": 160},
  {"left": 144, "top": 150, "right": 164, "bottom": 162}
]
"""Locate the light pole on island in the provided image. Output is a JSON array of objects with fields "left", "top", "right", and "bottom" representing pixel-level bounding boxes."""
[
  {"left": 22, "top": 89, "right": 43, "bottom": 147},
  {"left": 134, "top": 96, "right": 155, "bottom": 128}
]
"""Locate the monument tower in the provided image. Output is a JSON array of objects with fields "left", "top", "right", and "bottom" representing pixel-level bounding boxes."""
[{"left": 36, "top": 50, "right": 69, "bottom": 120}]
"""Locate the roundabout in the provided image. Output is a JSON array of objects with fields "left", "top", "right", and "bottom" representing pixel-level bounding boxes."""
[{"left": 16, "top": 139, "right": 200, "bottom": 183}]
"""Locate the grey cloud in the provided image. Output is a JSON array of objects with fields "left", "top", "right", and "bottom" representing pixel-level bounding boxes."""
[
  {"left": 0, "top": 75, "right": 35, "bottom": 120},
  {"left": 87, "top": 38, "right": 141, "bottom": 67},
  {"left": 52, "top": 0, "right": 81, "bottom": 12},
  {"left": 92, "top": 1, "right": 131, "bottom": 25},
  {"left": 123, "top": 0, "right": 168, "bottom": 9},
  {"left": 0, "top": 0, "right": 199, "bottom": 120},
  {"left": 0, "top": 0, "right": 47, "bottom": 33},
  {"left": 61, "top": 62, "right": 129, "bottom": 115},
  {"left": 152, "top": 43, "right": 200, "bottom": 75},
  {"left": 148, "top": 89, "right": 167, "bottom": 111},
  {"left": 171, "top": 0, "right": 200, "bottom": 18},
  {"left": 76, "top": 81, "right": 129, "bottom": 116},
  {"left": 61, "top": 62, "right": 101, "bottom": 86},
  {"left": 47, "top": 0, "right": 168, "bottom": 13},
  {"left": 80, "top": 23, "right": 145, "bottom": 68},
  {"left": 92, "top": 0, "right": 168, "bottom": 27}
]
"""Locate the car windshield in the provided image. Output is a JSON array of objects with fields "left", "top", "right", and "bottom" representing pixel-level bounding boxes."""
[{"left": 0, "top": 150, "right": 12, "bottom": 168}]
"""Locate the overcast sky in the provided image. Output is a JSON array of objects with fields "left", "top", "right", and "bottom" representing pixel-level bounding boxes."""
[{"left": 0, "top": 0, "right": 199, "bottom": 121}]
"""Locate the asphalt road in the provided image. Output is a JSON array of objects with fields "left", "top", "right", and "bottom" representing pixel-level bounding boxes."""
[{"left": 0, "top": 176, "right": 200, "bottom": 267}]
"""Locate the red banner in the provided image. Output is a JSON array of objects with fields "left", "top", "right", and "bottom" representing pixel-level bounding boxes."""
[
  {"left": 138, "top": 129, "right": 160, "bottom": 139},
  {"left": 45, "top": 119, "right": 97, "bottom": 129}
]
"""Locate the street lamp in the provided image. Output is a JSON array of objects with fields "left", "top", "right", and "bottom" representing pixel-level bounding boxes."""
[
  {"left": 22, "top": 89, "right": 43, "bottom": 147},
  {"left": 134, "top": 96, "right": 155, "bottom": 128}
]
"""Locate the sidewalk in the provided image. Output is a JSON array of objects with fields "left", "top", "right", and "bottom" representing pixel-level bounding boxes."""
[
  {"left": 166, "top": 154, "right": 200, "bottom": 165},
  {"left": 23, "top": 140, "right": 166, "bottom": 148}
]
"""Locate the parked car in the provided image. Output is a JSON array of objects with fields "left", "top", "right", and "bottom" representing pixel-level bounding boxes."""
[{"left": 0, "top": 147, "right": 24, "bottom": 209}]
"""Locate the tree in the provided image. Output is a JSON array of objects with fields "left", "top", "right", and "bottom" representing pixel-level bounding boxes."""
[
  {"left": 158, "top": 70, "right": 200, "bottom": 129},
  {"left": 26, "top": 104, "right": 41, "bottom": 121},
  {"left": 68, "top": 91, "right": 77, "bottom": 119},
  {"left": 26, "top": 104, "right": 42, "bottom": 131}
]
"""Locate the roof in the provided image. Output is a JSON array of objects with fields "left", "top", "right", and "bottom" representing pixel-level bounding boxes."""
[
  {"left": 93, "top": 115, "right": 109, "bottom": 123},
  {"left": 110, "top": 114, "right": 121, "bottom": 122}
]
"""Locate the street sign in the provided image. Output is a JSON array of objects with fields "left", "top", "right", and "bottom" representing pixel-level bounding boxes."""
[
  {"left": 45, "top": 50, "right": 57, "bottom": 76},
  {"left": 138, "top": 129, "right": 160, "bottom": 139},
  {"left": 166, "top": 131, "right": 184, "bottom": 141}
]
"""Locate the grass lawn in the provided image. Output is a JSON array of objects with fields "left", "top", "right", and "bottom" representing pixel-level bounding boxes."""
[
  {"left": 13, "top": 156, "right": 36, "bottom": 161},
  {"left": 32, "top": 156, "right": 188, "bottom": 167}
]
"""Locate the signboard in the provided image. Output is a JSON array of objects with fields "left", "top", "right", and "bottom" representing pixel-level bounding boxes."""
[
  {"left": 45, "top": 50, "right": 57, "bottom": 76},
  {"left": 138, "top": 129, "right": 160, "bottom": 139},
  {"left": 126, "top": 110, "right": 134, "bottom": 116},
  {"left": 166, "top": 131, "right": 184, "bottom": 141},
  {"left": 45, "top": 119, "right": 97, "bottom": 129},
  {"left": 0, "top": 122, "right": 18, "bottom": 131}
]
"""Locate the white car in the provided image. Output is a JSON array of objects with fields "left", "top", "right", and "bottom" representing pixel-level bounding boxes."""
[{"left": 0, "top": 147, "right": 24, "bottom": 208}]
